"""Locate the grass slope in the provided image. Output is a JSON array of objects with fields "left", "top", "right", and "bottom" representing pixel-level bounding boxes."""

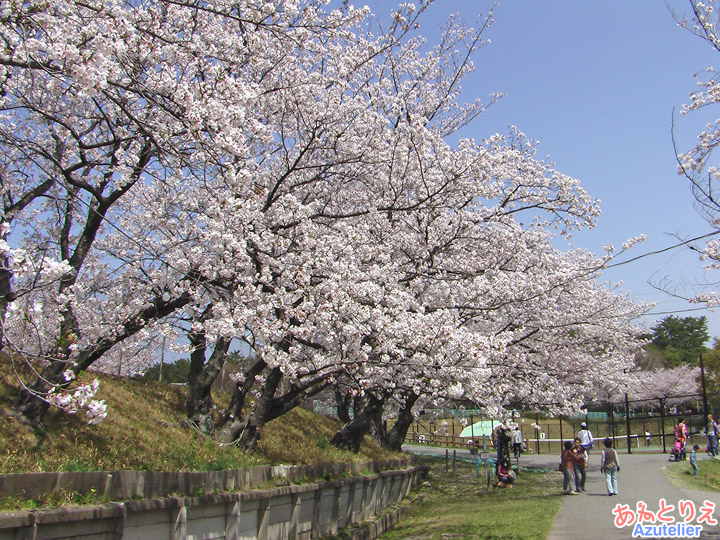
[
  {"left": 661, "top": 456, "right": 720, "bottom": 492},
  {"left": 0, "top": 368, "right": 399, "bottom": 474}
]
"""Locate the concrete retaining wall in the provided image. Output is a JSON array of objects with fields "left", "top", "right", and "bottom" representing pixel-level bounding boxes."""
[
  {"left": 0, "top": 465, "right": 425, "bottom": 540},
  {"left": 0, "top": 458, "right": 416, "bottom": 502}
]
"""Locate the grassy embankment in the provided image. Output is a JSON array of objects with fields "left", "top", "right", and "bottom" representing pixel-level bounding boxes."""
[
  {"left": 0, "top": 367, "right": 399, "bottom": 509},
  {"left": 0, "top": 366, "right": 570, "bottom": 539},
  {"left": 662, "top": 454, "right": 720, "bottom": 491}
]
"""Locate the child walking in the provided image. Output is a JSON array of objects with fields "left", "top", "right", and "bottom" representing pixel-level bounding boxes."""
[{"left": 691, "top": 444, "right": 700, "bottom": 476}]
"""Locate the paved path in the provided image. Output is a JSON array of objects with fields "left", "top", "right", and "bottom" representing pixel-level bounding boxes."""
[{"left": 403, "top": 444, "right": 720, "bottom": 539}]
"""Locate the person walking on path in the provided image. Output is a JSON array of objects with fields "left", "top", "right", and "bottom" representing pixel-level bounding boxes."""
[
  {"left": 572, "top": 437, "right": 587, "bottom": 492},
  {"left": 577, "top": 422, "right": 594, "bottom": 462},
  {"left": 674, "top": 417, "right": 689, "bottom": 460},
  {"left": 599, "top": 437, "right": 620, "bottom": 496},
  {"left": 690, "top": 444, "right": 700, "bottom": 476},
  {"left": 561, "top": 441, "right": 579, "bottom": 495},
  {"left": 511, "top": 426, "right": 523, "bottom": 460},
  {"left": 492, "top": 423, "right": 512, "bottom": 473},
  {"left": 708, "top": 414, "right": 719, "bottom": 457}
]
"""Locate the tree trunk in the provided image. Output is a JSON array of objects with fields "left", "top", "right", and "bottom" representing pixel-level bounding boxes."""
[
  {"left": 215, "top": 358, "right": 268, "bottom": 444},
  {"left": 331, "top": 393, "right": 385, "bottom": 453},
  {"left": 0, "top": 253, "right": 12, "bottom": 350},
  {"left": 378, "top": 391, "right": 419, "bottom": 451},
  {"left": 370, "top": 411, "right": 387, "bottom": 444},
  {"left": 216, "top": 361, "right": 336, "bottom": 451},
  {"left": 186, "top": 330, "right": 231, "bottom": 436},
  {"left": 13, "top": 290, "right": 191, "bottom": 428},
  {"left": 335, "top": 386, "right": 352, "bottom": 424},
  {"left": 11, "top": 360, "right": 68, "bottom": 429},
  {"left": 235, "top": 367, "right": 284, "bottom": 453}
]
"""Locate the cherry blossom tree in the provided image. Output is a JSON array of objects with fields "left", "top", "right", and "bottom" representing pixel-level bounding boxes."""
[
  {"left": 0, "top": 0, "right": 203, "bottom": 424},
  {"left": 319, "top": 127, "right": 645, "bottom": 450},
  {"left": 0, "top": 0, "right": 378, "bottom": 426},
  {"left": 331, "top": 227, "right": 647, "bottom": 451},
  {"left": 0, "top": 0, "right": 648, "bottom": 458},
  {"left": 673, "top": 0, "right": 720, "bottom": 305},
  {"left": 626, "top": 364, "right": 701, "bottom": 407}
]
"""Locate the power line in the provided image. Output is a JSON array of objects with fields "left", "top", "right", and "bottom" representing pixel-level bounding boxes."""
[{"left": 605, "top": 229, "right": 720, "bottom": 269}]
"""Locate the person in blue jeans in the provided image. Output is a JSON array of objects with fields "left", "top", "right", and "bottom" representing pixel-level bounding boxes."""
[
  {"left": 691, "top": 444, "right": 699, "bottom": 476},
  {"left": 600, "top": 437, "right": 620, "bottom": 496},
  {"left": 573, "top": 437, "right": 587, "bottom": 492},
  {"left": 708, "top": 415, "right": 719, "bottom": 457}
]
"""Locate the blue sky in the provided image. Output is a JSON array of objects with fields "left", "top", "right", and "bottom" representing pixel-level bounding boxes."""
[{"left": 362, "top": 0, "right": 720, "bottom": 341}]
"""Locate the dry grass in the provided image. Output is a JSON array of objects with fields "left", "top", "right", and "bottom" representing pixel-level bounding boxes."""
[
  {"left": 0, "top": 363, "right": 399, "bottom": 474},
  {"left": 258, "top": 407, "right": 398, "bottom": 465}
]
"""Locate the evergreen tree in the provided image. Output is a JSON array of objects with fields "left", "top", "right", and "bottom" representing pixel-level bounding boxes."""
[
  {"left": 701, "top": 339, "right": 720, "bottom": 412},
  {"left": 142, "top": 359, "right": 191, "bottom": 384},
  {"left": 649, "top": 316, "right": 709, "bottom": 367}
]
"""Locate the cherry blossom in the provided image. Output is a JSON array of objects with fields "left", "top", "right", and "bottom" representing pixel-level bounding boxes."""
[
  {"left": 674, "top": 1, "right": 720, "bottom": 304},
  {"left": 0, "top": 0, "right": 647, "bottom": 448}
]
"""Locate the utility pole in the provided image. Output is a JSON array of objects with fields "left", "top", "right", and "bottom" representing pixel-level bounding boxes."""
[
  {"left": 159, "top": 336, "right": 166, "bottom": 382},
  {"left": 700, "top": 353, "right": 709, "bottom": 423},
  {"left": 660, "top": 398, "right": 667, "bottom": 453},
  {"left": 625, "top": 393, "right": 632, "bottom": 454}
]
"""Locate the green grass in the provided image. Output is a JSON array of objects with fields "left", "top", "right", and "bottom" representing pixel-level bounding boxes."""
[
  {"left": 373, "top": 457, "right": 562, "bottom": 540},
  {"left": 661, "top": 456, "right": 720, "bottom": 492}
]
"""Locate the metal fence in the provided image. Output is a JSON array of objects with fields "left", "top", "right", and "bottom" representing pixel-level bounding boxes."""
[{"left": 404, "top": 392, "right": 712, "bottom": 455}]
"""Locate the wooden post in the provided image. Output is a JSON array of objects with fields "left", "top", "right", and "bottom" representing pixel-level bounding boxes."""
[
  {"left": 329, "top": 485, "right": 341, "bottom": 534},
  {"left": 311, "top": 487, "right": 322, "bottom": 537},
  {"left": 257, "top": 498, "right": 270, "bottom": 539},
  {"left": 700, "top": 354, "right": 710, "bottom": 429},
  {"left": 559, "top": 415, "right": 564, "bottom": 454},
  {"left": 226, "top": 501, "right": 241, "bottom": 540}
]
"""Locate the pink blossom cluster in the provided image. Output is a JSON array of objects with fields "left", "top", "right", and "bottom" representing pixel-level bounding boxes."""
[{"left": 0, "top": 0, "right": 650, "bottom": 428}]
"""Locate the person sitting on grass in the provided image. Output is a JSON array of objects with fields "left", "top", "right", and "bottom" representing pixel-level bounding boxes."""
[{"left": 495, "top": 458, "right": 515, "bottom": 488}]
